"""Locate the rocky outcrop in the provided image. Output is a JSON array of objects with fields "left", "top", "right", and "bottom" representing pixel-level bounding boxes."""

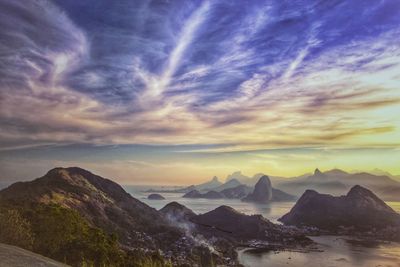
[
  {"left": 242, "top": 175, "right": 273, "bottom": 202},
  {"left": 279, "top": 185, "right": 400, "bottom": 231},
  {"left": 242, "top": 176, "right": 295, "bottom": 203},
  {"left": 147, "top": 193, "right": 165, "bottom": 200}
]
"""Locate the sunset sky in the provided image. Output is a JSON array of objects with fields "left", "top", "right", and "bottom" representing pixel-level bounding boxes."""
[{"left": 0, "top": 0, "right": 399, "bottom": 185}]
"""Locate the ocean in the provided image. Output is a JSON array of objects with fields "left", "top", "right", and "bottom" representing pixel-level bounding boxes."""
[{"left": 125, "top": 185, "right": 400, "bottom": 267}]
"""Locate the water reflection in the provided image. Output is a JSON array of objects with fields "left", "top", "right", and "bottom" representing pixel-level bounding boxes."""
[{"left": 239, "top": 236, "right": 400, "bottom": 267}]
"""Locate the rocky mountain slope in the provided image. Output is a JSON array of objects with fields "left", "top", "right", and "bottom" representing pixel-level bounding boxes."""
[
  {"left": 0, "top": 167, "right": 179, "bottom": 248},
  {"left": 0, "top": 167, "right": 217, "bottom": 266}
]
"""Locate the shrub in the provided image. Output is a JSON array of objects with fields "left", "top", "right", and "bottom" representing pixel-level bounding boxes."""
[{"left": 0, "top": 208, "right": 34, "bottom": 249}]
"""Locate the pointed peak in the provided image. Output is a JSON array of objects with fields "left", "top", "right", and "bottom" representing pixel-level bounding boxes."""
[
  {"left": 211, "top": 176, "right": 219, "bottom": 182},
  {"left": 314, "top": 168, "right": 322, "bottom": 175}
]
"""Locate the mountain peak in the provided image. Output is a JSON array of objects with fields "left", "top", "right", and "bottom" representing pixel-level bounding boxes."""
[
  {"left": 314, "top": 168, "right": 322, "bottom": 175},
  {"left": 211, "top": 176, "right": 219, "bottom": 182},
  {"left": 280, "top": 186, "right": 399, "bottom": 230},
  {"left": 346, "top": 185, "right": 388, "bottom": 207},
  {"left": 226, "top": 178, "right": 240, "bottom": 184},
  {"left": 242, "top": 175, "right": 272, "bottom": 203}
]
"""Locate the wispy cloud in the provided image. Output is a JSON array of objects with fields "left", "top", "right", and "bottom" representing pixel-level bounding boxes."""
[{"left": 0, "top": 0, "right": 399, "bottom": 153}]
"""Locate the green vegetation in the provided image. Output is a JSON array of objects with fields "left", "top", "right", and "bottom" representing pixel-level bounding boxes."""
[
  {"left": 0, "top": 203, "right": 173, "bottom": 267},
  {"left": 0, "top": 208, "right": 34, "bottom": 249}
]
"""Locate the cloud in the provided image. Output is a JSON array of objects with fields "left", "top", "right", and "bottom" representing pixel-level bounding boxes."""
[{"left": 0, "top": 0, "right": 399, "bottom": 153}]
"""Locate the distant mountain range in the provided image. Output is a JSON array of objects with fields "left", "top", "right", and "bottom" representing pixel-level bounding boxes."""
[
  {"left": 183, "top": 175, "right": 295, "bottom": 202},
  {"left": 179, "top": 168, "right": 400, "bottom": 201},
  {"left": 275, "top": 168, "right": 400, "bottom": 201}
]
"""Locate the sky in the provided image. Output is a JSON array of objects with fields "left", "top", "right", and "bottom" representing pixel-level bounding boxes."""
[{"left": 0, "top": 0, "right": 400, "bottom": 185}]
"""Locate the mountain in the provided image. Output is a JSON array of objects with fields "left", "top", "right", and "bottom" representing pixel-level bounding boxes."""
[
  {"left": 180, "top": 179, "right": 243, "bottom": 196},
  {"left": 279, "top": 185, "right": 400, "bottom": 233},
  {"left": 190, "top": 206, "right": 311, "bottom": 246},
  {"left": 159, "top": 203, "right": 312, "bottom": 263},
  {"left": 220, "top": 185, "right": 252, "bottom": 199},
  {"left": 225, "top": 171, "right": 300, "bottom": 186},
  {"left": 242, "top": 175, "right": 272, "bottom": 202},
  {"left": 0, "top": 167, "right": 176, "bottom": 245},
  {"left": 182, "top": 189, "right": 203, "bottom": 198},
  {"left": 160, "top": 202, "right": 196, "bottom": 223},
  {"left": 271, "top": 188, "right": 297, "bottom": 201},
  {"left": 214, "top": 178, "right": 242, "bottom": 191},
  {"left": 196, "top": 176, "right": 222, "bottom": 191},
  {"left": 275, "top": 168, "right": 400, "bottom": 201},
  {"left": 182, "top": 189, "right": 225, "bottom": 199},
  {"left": 242, "top": 176, "right": 295, "bottom": 203},
  {"left": 225, "top": 171, "right": 257, "bottom": 185},
  {"left": 0, "top": 167, "right": 211, "bottom": 266},
  {"left": 147, "top": 193, "right": 165, "bottom": 200},
  {"left": 176, "top": 176, "right": 223, "bottom": 193},
  {"left": 183, "top": 185, "right": 252, "bottom": 199}
]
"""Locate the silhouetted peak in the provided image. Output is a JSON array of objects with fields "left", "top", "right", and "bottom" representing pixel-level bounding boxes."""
[
  {"left": 211, "top": 176, "right": 219, "bottom": 182},
  {"left": 242, "top": 175, "right": 272, "bottom": 203},
  {"left": 314, "top": 168, "right": 322, "bottom": 175}
]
